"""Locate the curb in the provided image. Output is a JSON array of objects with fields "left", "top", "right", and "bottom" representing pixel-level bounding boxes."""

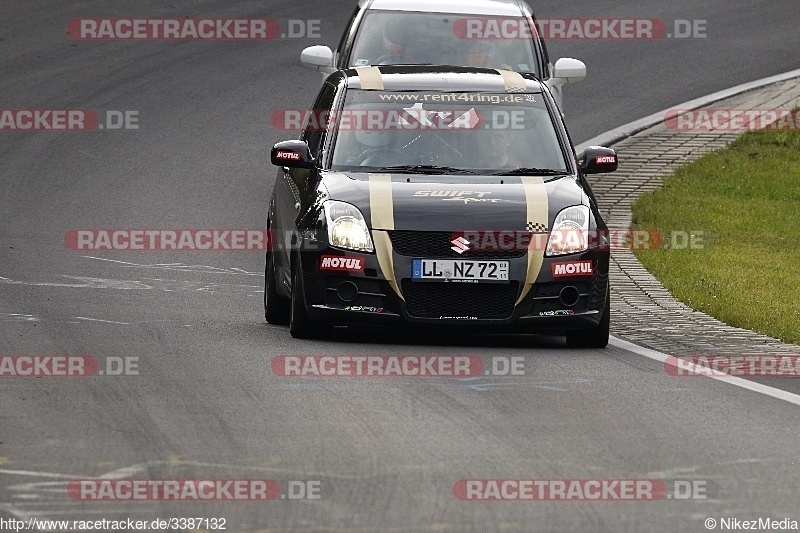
[
  {"left": 576, "top": 67, "right": 800, "bottom": 153},
  {"left": 582, "top": 70, "right": 800, "bottom": 356}
]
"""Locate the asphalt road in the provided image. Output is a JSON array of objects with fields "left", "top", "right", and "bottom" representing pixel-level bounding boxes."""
[{"left": 1, "top": 1, "right": 799, "bottom": 531}]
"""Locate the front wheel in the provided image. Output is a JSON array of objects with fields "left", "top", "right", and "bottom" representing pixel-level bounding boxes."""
[
  {"left": 289, "top": 262, "right": 317, "bottom": 339},
  {"left": 264, "top": 250, "right": 290, "bottom": 325},
  {"left": 566, "top": 290, "right": 610, "bottom": 348}
]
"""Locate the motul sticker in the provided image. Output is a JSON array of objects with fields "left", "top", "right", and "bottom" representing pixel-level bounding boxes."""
[
  {"left": 320, "top": 255, "right": 364, "bottom": 272},
  {"left": 275, "top": 150, "right": 300, "bottom": 160},
  {"left": 551, "top": 260, "right": 593, "bottom": 278},
  {"left": 595, "top": 156, "right": 616, "bottom": 164}
]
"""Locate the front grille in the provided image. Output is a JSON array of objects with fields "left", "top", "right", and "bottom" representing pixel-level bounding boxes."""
[
  {"left": 389, "top": 231, "right": 527, "bottom": 259},
  {"left": 401, "top": 280, "right": 519, "bottom": 319}
]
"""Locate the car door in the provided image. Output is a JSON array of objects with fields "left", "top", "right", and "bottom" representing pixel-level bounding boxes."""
[{"left": 272, "top": 81, "right": 338, "bottom": 288}]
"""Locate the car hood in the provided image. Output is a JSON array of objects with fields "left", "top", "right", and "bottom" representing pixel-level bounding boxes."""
[{"left": 320, "top": 171, "right": 585, "bottom": 232}]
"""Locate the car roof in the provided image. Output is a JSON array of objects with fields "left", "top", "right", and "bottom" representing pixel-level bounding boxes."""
[
  {"left": 361, "top": 0, "right": 527, "bottom": 17},
  {"left": 335, "top": 65, "right": 545, "bottom": 93}
]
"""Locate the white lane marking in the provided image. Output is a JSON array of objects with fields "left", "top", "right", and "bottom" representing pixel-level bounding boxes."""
[
  {"left": 9, "top": 506, "right": 155, "bottom": 516},
  {"left": 97, "top": 463, "right": 147, "bottom": 479},
  {"left": 84, "top": 256, "right": 259, "bottom": 276},
  {"left": 74, "top": 317, "right": 132, "bottom": 325},
  {"left": 0, "top": 276, "right": 149, "bottom": 289},
  {"left": 0, "top": 469, "right": 75, "bottom": 479},
  {"left": 0, "top": 313, "right": 40, "bottom": 321},
  {"left": 4, "top": 464, "right": 148, "bottom": 496},
  {"left": 0, "top": 503, "right": 147, "bottom": 523},
  {"left": 610, "top": 336, "right": 800, "bottom": 406},
  {"left": 8, "top": 483, "right": 69, "bottom": 493},
  {"left": 0, "top": 275, "right": 260, "bottom": 295}
]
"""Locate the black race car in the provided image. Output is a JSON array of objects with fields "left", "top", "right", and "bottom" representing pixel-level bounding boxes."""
[{"left": 267, "top": 66, "right": 617, "bottom": 347}]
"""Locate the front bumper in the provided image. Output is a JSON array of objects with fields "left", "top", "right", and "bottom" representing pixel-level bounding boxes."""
[{"left": 297, "top": 242, "right": 609, "bottom": 335}]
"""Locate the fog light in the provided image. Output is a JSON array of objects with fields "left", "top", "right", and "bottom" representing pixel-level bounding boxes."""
[
  {"left": 337, "top": 281, "right": 359, "bottom": 302},
  {"left": 559, "top": 286, "right": 580, "bottom": 307}
]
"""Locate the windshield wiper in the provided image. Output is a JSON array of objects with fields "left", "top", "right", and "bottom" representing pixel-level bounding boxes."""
[
  {"left": 379, "top": 165, "right": 477, "bottom": 175},
  {"left": 493, "top": 167, "right": 567, "bottom": 176}
]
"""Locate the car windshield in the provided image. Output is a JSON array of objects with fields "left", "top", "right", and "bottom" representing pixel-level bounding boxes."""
[
  {"left": 348, "top": 11, "right": 540, "bottom": 76},
  {"left": 329, "top": 90, "right": 569, "bottom": 175}
]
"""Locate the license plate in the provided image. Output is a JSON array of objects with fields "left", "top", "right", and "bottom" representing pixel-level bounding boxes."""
[{"left": 412, "top": 259, "right": 509, "bottom": 283}]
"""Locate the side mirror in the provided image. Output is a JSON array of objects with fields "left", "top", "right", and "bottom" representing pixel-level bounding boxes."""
[
  {"left": 551, "top": 57, "right": 587, "bottom": 85},
  {"left": 578, "top": 146, "right": 618, "bottom": 174},
  {"left": 300, "top": 45, "right": 335, "bottom": 73},
  {"left": 271, "top": 140, "right": 315, "bottom": 169}
]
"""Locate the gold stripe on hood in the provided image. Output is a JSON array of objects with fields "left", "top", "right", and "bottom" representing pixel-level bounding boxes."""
[
  {"left": 368, "top": 173, "right": 403, "bottom": 300},
  {"left": 517, "top": 176, "right": 548, "bottom": 305}
]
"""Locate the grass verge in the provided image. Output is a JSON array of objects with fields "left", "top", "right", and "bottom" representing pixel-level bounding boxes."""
[{"left": 631, "top": 129, "right": 800, "bottom": 345}]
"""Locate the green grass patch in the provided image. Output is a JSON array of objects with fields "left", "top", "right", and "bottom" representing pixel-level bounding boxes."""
[{"left": 631, "top": 129, "right": 800, "bottom": 344}]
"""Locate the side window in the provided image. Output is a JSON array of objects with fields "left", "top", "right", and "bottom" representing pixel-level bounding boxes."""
[
  {"left": 531, "top": 17, "right": 550, "bottom": 78},
  {"left": 302, "top": 82, "right": 337, "bottom": 159},
  {"left": 336, "top": 6, "right": 361, "bottom": 66}
]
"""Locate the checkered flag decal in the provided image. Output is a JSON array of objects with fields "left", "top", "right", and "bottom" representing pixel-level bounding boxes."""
[{"left": 527, "top": 222, "right": 548, "bottom": 233}]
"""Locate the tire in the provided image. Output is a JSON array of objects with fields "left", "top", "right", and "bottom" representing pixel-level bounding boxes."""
[
  {"left": 289, "top": 261, "right": 317, "bottom": 339},
  {"left": 264, "top": 250, "right": 290, "bottom": 325},
  {"left": 566, "top": 290, "right": 610, "bottom": 348}
]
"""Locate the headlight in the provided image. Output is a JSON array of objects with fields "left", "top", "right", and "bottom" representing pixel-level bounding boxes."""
[
  {"left": 546, "top": 205, "right": 590, "bottom": 256},
  {"left": 324, "top": 200, "right": 374, "bottom": 253}
]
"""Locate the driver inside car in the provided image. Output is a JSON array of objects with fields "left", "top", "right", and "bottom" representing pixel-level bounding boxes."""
[
  {"left": 345, "top": 129, "right": 402, "bottom": 166},
  {"left": 487, "top": 129, "right": 521, "bottom": 169},
  {"left": 462, "top": 40, "right": 514, "bottom": 70},
  {"left": 375, "top": 24, "right": 417, "bottom": 65}
]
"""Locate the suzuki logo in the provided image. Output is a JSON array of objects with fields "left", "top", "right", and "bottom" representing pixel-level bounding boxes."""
[{"left": 450, "top": 236, "right": 471, "bottom": 254}]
